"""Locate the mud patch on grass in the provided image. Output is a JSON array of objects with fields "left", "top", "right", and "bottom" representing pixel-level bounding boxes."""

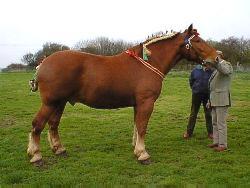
[{"left": 0, "top": 116, "right": 16, "bottom": 128}]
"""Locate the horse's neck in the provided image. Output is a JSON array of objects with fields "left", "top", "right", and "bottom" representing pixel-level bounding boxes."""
[
  {"left": 149, "top": 37, "right": 183, "bottom": 74},
  {"left": 126, "top": 38, "right": 183, "bottom": 75}
]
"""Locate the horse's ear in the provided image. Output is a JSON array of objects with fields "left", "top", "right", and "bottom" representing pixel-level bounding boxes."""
[{"left": 187, "top": 24, "right": 193, "bottom": 34}]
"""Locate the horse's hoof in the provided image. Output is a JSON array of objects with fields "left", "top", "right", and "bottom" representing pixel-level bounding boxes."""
[
  {"left": 32, "top": 159, "right": 44, "bottom": 167},
  {"left": 137, "top": 151, "right": 150, "bottom": 161},
  {"left": 139, "top": 158, "right": 151, "bottom": 165},
  {"left": 55, "top": 150, "right": 67, "bottom": 157},
  {"left": 30, "top": 153, "right": 42, "bottom": 163}
]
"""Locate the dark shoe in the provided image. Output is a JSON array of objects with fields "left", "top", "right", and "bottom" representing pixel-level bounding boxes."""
[
  {"left": 208, "top": 133, "right": 213, "bottom": 139},
  {"left": 208, "top": 143, "right": 218, "bottom": 148},
  {"left": 183, "top": 132, "right": 191, "bottom": 139},
  {"left": 214, "top": 146, "right": 227, "bottom": 152}
]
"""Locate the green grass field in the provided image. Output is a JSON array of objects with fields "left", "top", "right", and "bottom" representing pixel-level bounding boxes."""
[{"left": 0, "top": 71, "right": 250, "bottom": 185}]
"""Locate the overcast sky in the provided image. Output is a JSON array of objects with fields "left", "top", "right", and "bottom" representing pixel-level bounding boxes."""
[{"left": 0, "top": 0, "right": 250, "bottom": 68}]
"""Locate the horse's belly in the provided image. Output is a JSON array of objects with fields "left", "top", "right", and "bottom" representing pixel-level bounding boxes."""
[{"left": 80, "top": 92, "right": 135, "bottom": 109}]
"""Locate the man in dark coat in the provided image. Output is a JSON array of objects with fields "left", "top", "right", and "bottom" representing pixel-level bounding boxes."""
[{"left": 183, "top": 64, "right": 213, "bottom": 139}]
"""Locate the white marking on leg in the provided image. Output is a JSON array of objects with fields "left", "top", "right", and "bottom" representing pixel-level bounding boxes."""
[
  {"left": 132, "top": 125, "right": 137, "bottom": 147},
  {"left": 134, "top": 133, "right": 150, "bottom": 160},
  {"left": 47, "top": 130, "right": 66, "bottom": 154},
  {"left": 27, "top": 133, "right": 39, "bottom": 156},
  {"left": 47, "top": 131, "right": 53, "bottom": 150},
  {"left": 27, "top": 132, "right": 43, "bottom": 163}
]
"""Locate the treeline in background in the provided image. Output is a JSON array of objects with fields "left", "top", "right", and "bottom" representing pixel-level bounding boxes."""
[{"left": 3, "top": 36, "right": 250, "bottom": 72}]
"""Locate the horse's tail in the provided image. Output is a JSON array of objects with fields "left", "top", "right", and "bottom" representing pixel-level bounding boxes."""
[
  {"left": 29, "top": 64, "right": 42, "bottom": 92},
  {"left": 29, "top": 79, "right": 38, "bottom": 92}
]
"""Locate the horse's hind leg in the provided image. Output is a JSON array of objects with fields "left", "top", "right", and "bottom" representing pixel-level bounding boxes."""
[
  {"left": 27, "top": 104, "right": 56, "bottom": 163},
  {"left": 47, "top": 102, "right": 66, "bottom": 156}
]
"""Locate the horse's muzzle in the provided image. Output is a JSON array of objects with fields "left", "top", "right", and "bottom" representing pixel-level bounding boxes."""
[{"left": 203, "top": 56, "right": 220, "bottom": 65}]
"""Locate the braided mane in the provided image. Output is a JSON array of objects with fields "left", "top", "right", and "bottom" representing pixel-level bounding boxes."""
[{"left": 142, "top": 31, "right": 179, "bottom": 60}]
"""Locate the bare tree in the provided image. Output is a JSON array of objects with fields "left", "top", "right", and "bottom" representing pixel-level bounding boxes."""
[
  {"left": 21, "top": 53, "right": 36, "bottom": 68},
  {"left": 207, "top": 37, "right": 250, "bottom": 65},
  {"left": 21, "top": 42, "right": 70, "bottom": 69},
  {"left": 74, "top": 37, "right": 134, "bottom": 56}
]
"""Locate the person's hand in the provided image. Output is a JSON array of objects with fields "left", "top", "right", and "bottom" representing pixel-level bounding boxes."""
[
  {"left": 215, "top": 56, "right": 222, "bottom": 64},
  {"left": 206, "top": 102, "right": 211, "bottom": 109},
  {"left": 215, "top": 50, "right": 224, "bottom": 64}
]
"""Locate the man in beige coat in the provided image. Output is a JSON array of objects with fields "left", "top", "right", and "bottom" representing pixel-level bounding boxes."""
[{"left": 207, "top": 51, "right": 233, "bottom": 151}]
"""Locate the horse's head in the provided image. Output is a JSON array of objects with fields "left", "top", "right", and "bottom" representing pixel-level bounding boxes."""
[{"left": 180, "top": 24, "right": 219, "bottom": 64}]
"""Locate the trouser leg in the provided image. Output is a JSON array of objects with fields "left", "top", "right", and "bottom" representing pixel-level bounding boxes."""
[
  {"left": 187, "top": 93, "right": 201, "bottom": 135},
  {"left": 202, "top": 95, "right": 212, "bottom": 134},
  {"left": 212, "top": 107, "right": 219, "bottom": 145},
  {"left": 216, "top": 107, "right": 228, "bottom": 148}
]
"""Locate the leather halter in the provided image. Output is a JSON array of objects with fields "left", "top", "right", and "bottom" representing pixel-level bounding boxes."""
[
  {"left": 184, "top": 34, "right": 196, "bottom": 50},
  {"left": 184, "top": 33, "right": 208, "bottom": 63},
  {"left": 125, "top": 50, "right": 165, "bottom": 80}
]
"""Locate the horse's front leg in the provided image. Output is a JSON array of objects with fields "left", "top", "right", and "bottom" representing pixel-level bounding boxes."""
[
  {"left": 134, "top": 98, "right": 154, "bottom": 165},
  {"left": 132, "top": 107, "right": 137, "bottom": 147},
  {"left": 132, "top": 124, "right": 137, "bottom": 147}
]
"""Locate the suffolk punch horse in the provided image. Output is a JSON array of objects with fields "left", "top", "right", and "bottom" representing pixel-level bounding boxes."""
[{"left": 27, "top": 24, "right": 219, "bottom": 165}]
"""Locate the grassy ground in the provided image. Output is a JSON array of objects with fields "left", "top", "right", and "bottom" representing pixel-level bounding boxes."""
[{"left": 0, "top": 71, "right": 249, "bottom": 185}]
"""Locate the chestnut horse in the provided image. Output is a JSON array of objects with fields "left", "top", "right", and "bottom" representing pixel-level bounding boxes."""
[{"left": 27, "top": 24, "right": 218, "bottom": 165}]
